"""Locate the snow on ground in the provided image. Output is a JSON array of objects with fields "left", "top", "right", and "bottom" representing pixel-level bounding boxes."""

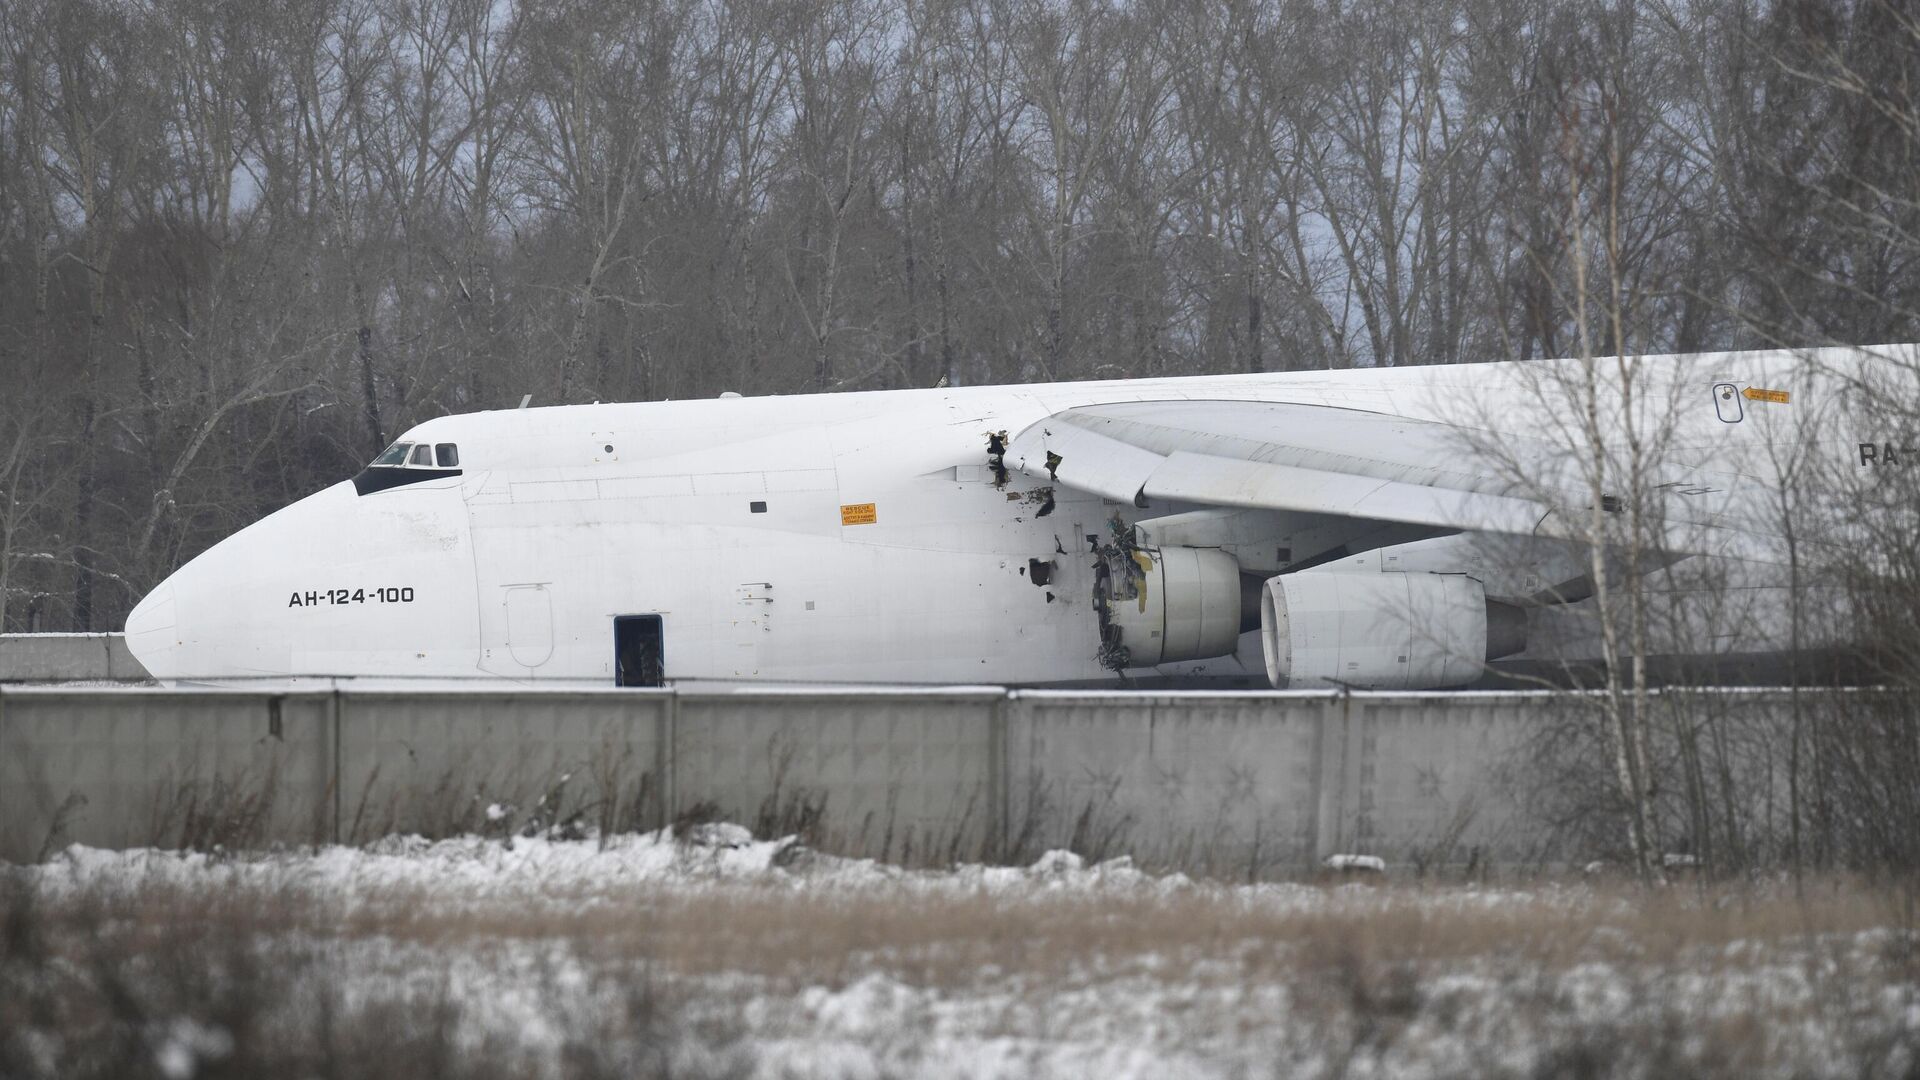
[
  {"left": 28, "top": 824, "right": 1552, "bottom": 915},
  {"left": 8, "top": 827, "right": 1920, "bottom": 1079}
]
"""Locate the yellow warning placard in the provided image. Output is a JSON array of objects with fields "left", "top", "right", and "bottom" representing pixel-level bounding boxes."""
[
  {"left": 840, "top": 502, "right": 877, "bottom": 526},
  {"left": 1743, "top": 387, "right": 1790, "bottom": 404}
]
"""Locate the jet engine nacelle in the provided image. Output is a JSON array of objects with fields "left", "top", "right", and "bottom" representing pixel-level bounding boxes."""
[
  {"left": 1259, "top": 571, "right": 1524, "bottom": 690},
  {"left": 1100, "top": 545, "right": 1243, "bottom": 666}
]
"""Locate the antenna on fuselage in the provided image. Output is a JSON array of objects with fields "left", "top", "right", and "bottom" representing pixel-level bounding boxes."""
[{"left": 518, "top": 394, "right": 532, "bottom": 410}]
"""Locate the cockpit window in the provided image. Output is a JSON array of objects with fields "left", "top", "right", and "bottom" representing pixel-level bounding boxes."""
[
  {"left": 353, "top": 437, "right": 463, "bottom": 496},
  {"left": 371, "top": 442, "right": 411, "bottom": 467}
]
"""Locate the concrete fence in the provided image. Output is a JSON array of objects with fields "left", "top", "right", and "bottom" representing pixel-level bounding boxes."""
[
  {"left": 0, "top": 633, "right": 149, "bottom": 682},
  {"left": 0, "top": 684, "right": 1813, "bottom": 873}
]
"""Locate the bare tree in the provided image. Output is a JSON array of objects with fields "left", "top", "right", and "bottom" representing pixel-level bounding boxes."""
[
  {"left": 517, "top": 0, "right": 681, "bottom": 403},
  {"left": 774, "top": 0, "right": 891, "bottom": 391}
]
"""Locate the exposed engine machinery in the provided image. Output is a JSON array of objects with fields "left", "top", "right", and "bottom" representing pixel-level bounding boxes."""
[
  {"left": 1092, "top": 541, "right": 1242, "bottom": 668},
  {"left": 1094, "top": 527, "right": 1526, "bottom": 688}
]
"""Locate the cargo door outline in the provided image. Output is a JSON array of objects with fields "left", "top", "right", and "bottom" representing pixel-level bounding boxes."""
[
  {"left": 464, "top": 492, "right": 556, "bottom": 674},
  {"left": 503, "top": 584, "right": 554, "bottom": 668}
]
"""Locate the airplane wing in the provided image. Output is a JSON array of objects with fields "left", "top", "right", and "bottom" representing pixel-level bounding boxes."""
[{"left": 1002, "top": 400, "right": 1782, "bottom": 562}]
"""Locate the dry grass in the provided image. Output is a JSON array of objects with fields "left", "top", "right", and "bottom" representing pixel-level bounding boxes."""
[
  {"left": 297, "top": 874, "right": 1912, "bottom": 987},
  {"left": 5, "top": 843, "right": 1919, "bottom": 1079},
  {"left": 0, "top": 875, "right": 733, "bottom": 1080}
]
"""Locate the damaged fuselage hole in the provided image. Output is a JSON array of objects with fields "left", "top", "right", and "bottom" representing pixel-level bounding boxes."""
[
  {"left": 986, "top": 431, "right": 1010, "bottom": 488},
  {"left": 1005, "top": 486, "right": 1055, "bottom": 520}
]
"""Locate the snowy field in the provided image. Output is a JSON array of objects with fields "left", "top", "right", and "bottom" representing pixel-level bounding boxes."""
[{"left": 5, "top": 825, "right": 1919, "bottom": 1079}]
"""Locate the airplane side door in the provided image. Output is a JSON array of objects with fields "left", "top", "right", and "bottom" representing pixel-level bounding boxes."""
[{"left": 614, "top": 613, "right": 665, "bottom": 686}]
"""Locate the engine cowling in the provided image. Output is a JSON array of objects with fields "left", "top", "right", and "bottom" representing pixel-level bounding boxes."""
[
  {"left": 1259, "top": 571, "right": 1523, "bottom": 690},
  {"left": 1098, "top": 545, "right": 1242, "bottom": 667}
]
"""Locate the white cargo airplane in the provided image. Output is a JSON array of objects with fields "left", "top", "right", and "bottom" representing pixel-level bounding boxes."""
[{"left": 124, "top": 345, "right": 1888, "bottom": 689}]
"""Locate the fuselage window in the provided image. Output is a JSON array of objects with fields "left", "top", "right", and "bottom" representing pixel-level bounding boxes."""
[
  {"left": 436, "top": 443, "right": 459, "bottom": 467},
  {"left": 409, "top": 444, "right": 435, "bottom": 466},
  {"left": 372, "top": 442, "right": 412, "bottom": 467}
]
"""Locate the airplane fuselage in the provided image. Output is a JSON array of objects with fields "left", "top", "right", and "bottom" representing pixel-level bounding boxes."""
[{"left": 124, "top": 347, "right": 1891, "bottom": 685}]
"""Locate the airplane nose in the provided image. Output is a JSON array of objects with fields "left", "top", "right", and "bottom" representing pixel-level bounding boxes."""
[
  {"left": 124, "top": 505, "right": 302, "bottom": 680},
  {"left": 125, "top": 483, "right": 363, "bottom": 680},
  {"left": 123, "top": 580, "right": 177, "bottom": 678},
  {"left": 125, "top": 478, "right": 477, "bottom": 681}
]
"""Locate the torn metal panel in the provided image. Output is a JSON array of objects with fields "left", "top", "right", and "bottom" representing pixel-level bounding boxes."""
[
  {"left": 1004, "top": 420, "right": 1163, "bottom": 506},
  {"left": 1090, "top": 515, "right": 1149, "bottom": 672},
  {"left": 1020, "top": 486, "right": 1056, "bottom": 517},
  {"left": 985, "top": 431, "right": 1010, "bottom": 488}
]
